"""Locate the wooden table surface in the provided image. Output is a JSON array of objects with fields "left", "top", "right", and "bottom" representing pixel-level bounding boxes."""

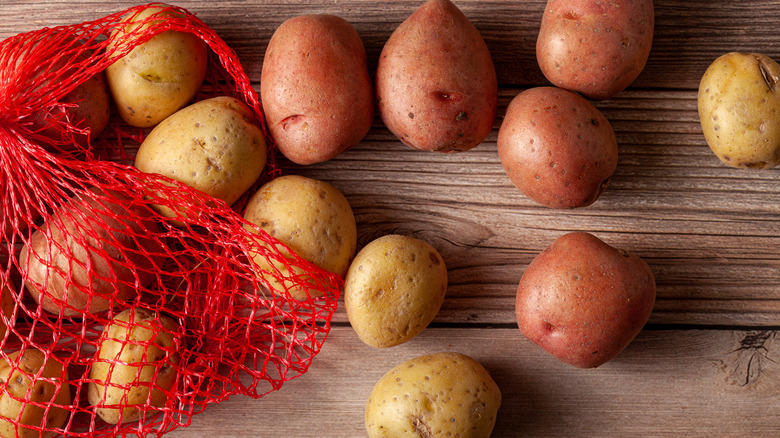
[{"left": 2, "top": 1, "right": 780, "bottom": 437}]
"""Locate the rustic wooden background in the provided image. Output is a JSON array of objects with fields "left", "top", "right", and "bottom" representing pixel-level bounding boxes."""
[{"left": 2, "top": 0, "right": 780, "bottom": 436}]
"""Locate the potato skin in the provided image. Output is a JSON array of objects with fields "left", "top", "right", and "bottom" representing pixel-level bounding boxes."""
[
  {"left": 344, "top": 234, "right": 447, "bottom": 348},
  {"left": 261, "top": 14, "right": 374, "bottom": 165},
  {"left": 0, "top": 350, "right": 71, "bottom": 438},
  {"left": 376, "top": 0, "right": 498, "bottom": 152},
  {"left": 0, "top": 274, "right": 15, "bottom": 342},
  {"left": 365, "top": 352, "right": 500, "bottom": 438},
  {"left": 0, "top": 190, "right": 39, "bottom": 241},
  {"left": 19, "top": 188, "right": 165, "bottom": 316},
  {"left": 87, "top": 308, "right": 180, "bottom": 424},
  {"left": 106, "top": 4, "right": 208, "bottom": 128},
  {"left": 29, "top": 60, "right": 110, "bottom": 149},
  {"left": 14, "top": 36, "right": 110, "bottom": 149},
  {"left": 135, "top": 96, "right": 267, "bottom": 222},
  {"left": 497, "top": 87, "right": 618, "bottom": 209},
  {"left": 536, "top": 0, "right": 654, "bottom": 100},
  {"left": 44, "top": 68, "right": 111, "bottom": 147},
  {"left": 242, "top": 175, "right": 357, "bottom": 301},
  {"left": 698, "top": 52, "right": 780, "bottom": 169},
  {"left": 515, "top": 232, "right": 656, "bottom": 368}
]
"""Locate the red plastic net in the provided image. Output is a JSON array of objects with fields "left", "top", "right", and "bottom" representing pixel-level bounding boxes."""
[{"left": 0, "top": 3, "right": 341, "bottom": 437}]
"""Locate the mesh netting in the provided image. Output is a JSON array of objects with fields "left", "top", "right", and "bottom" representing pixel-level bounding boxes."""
[{"left": 0, "top": 3, "right": 341, "bottom": 436}]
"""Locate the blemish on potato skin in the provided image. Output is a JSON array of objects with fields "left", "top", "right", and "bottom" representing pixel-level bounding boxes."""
[
  {"left": 563, "top": 10, "right": 580, "bottom": 20},
  {"left": 434, "top": 91, "right": 463, "bottom": 101}
]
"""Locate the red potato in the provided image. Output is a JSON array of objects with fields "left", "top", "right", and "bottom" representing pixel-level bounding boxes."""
[
  {"left": 375, "top": 0, "right": 497, "bottom": 152},
  {"left": 515, "top": 232, "right": 656, "bottom": 368},
  {"left": 19, "top": 188, "right": 165, "bottom": 316},
  {"left": 11, "top": 36, "right": 111, "bottom": 149},
  {"left": 261, "top": 14, "right": 374, "bottom": 165},
  {"left": 536, "top": 0, "right": 654, "bottom": 100},
  {"left": 0, "top": 272, "right": 14, "bottom": 342},
  {"left": 27, "top": 68, "right": 110, "bottom": 149},
  {"left": 497, "top": 86, "right": 618, "bottom": 209},
  {"left": 1, "top": 192, "right": 40, "bottom": 241}
]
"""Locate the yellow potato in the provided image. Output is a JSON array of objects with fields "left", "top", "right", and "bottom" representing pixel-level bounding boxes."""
[
  {"left": 106, "top": 4, "right": 208, "bottom": 127},
  {"left": 698, "top": 52, "right": 780, "bottom": 169},
  {"left": 0, "top": 350, "right": 71, "bottom": 438},
  {"left": 344, "top": 234, "right": 447, "bottom": 348},
  {"left": 87, "top": 308, "right": 180, "bottom": 424},
  {"left": 135, "top": 96, "right": 267, "bottom": 224},
  {"left": 365, "top": 352, "right": 501, "bottom": 438},
  {"left": 242, "top": 175, "right": 356, "bottom": 300}
]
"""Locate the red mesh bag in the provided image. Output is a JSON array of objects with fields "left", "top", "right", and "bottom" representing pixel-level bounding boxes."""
[{"left": 0, "top": 3, "right": 341, "bottom": 436}]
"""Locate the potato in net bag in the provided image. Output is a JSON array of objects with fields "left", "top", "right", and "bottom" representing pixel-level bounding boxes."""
[{"left": 0, "top": 3, "right": 341, "bottom": 436}]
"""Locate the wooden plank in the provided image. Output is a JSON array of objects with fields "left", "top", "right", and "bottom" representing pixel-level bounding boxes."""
[
  {"left": 165, "top": 326, "right": 780, "bottom": 437},
  {"left": 1, "top": 1, "right": 780, "bottom": 436},
  {"left": 0, "top": 2, "right": 779, "bottom": 326},
  {"left": 3, "top": 0, "right": 780, "bottom": 90},
  {"left": 289, "top": 89, "right": 780, "bottom": 327}
]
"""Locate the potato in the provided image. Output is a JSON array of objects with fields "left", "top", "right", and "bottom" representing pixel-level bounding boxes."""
[
  {"left": 134, "top": 96, "right": 267, "bottom": 223},
  {"left": 20, "top": 37, "right": 110, "bottom": 149},
  {"left": 19, "top": 188, "right": 165, "bottom": 316},
  {"left": 515, "top": 232, "right": 656, "bottom": 368},
  {"left": 375, "top": 0, "right": 497, "bottom": 152},
  {"left": 0, "top": 272, "right": 15, "bottom": 342},
  {"left": 261, "top": 14, "right": 374, "bottom": 165},
  {"left": 344, "top": 234, "right": 447, "bottom": 348},
  {"left": 0, "top": 349, "right": 70, "bottom": 438},
  {"left": 106, "top": 4, "right": 208, "bottom": 128},
  {"left": 87, "top": 308, "right": 180, "bottom": 424},
  {"left": 698, "top": 52, "right": 780, "bottom": 169},
  {"left": 242, "top": 175, "right": 356, "bottom": 301},
  {"left": 536, "top": 0, "right": 654, "bottom": 100},
  {"left": 34, "top": 68, "right": 110, "bottom": 148},
  {"left": 365, "top": 351, "right": 500, "bottom": 438},
  {"left": 0, "top": 187, "right": 40, "bottom": 241},
  {"left": 497, "top": 86, "right": 618, "bottom": 209}
]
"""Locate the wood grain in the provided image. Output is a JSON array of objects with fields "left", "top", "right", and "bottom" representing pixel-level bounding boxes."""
[
  {"left": 290, "top": 88, "right": 780, "bottom": 327},
  {"left": 1, "top": 0, "right": 780, "bottom": 436},
  {"left": 5, "top": 0, "right": 780, "bottom": 90},
  {"left": 166, "top": 326, "right": 780, "bottom": 437}
]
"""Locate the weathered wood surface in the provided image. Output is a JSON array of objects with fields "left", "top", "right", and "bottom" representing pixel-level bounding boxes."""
[
  {"left": 1, "top": 0, "right": 780, "bottom": 436},
  {"left": 169, "top": 326, "right": 780, "bottom": 437}
]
